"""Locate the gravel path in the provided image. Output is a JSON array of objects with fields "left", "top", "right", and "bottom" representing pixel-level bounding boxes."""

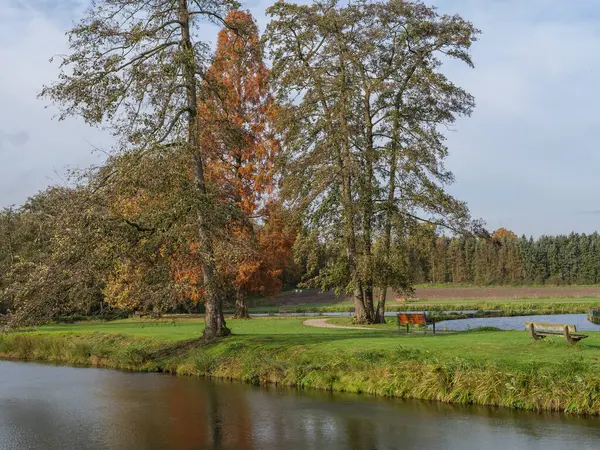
[{"left": 303, "top": 318, "right": 374, "bottom": 330}]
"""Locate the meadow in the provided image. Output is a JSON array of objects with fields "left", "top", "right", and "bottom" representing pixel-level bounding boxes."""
[{"left": 241, "top": 286, "right": 600, "bottom": 316}]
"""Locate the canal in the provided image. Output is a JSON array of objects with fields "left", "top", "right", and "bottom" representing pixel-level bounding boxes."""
[{"left": 1, "top": 361, "right": 600, "bottom": 449}]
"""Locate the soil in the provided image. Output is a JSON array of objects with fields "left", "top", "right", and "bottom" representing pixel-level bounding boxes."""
[
  {"left": 414, "top": 286, "right": 600, "bottom": 300},
  {"left": 261, "top": 286, "right": 600, "bottom": 306}
]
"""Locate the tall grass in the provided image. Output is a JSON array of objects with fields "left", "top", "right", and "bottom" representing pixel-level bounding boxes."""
[{"left": 2, "top": 331, "right": 600, "bottom": 415}]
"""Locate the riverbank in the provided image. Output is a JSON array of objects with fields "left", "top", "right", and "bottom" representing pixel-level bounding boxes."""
[{"left": 2, "top": 317, "right": 600, "bottom": 415}]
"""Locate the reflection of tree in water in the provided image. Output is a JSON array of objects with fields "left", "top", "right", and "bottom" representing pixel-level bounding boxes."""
[
  {"left": 345, "top": 417, "right": 377, "bottom": 450},
  {"left": 204, "top": 381, "right": 253, "bottom": 449},
  {"left": 13, "top": 365, "right": 600, "bottom": 450},
  {"left": 103, "top": 377, "right": 255, "bottom": 449}
]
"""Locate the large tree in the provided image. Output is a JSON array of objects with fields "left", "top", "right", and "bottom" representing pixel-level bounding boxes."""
[
  {"left": 266, "top": 0, "right": 479, "bottom": 323},
  {"left": 199, "top": 10, "right": 281, "bottom": 318},
  {"left": 0, "top": 184, "right": 122, "bottom": 326},
  {"left": 40, "top": 0, "right": 238, "bottom": 337}
]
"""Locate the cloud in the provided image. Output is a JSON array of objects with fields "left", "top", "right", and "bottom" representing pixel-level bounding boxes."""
[
  {"left": 434, "top": 0, "right": 600, "bottom": 236},
  {"left": 0, "top": 130, "right": 29, "bottom": 151},
  {"left": 2, "top": 0, "right": 600, "bottom": 237},
  {"left": 6, "top": 130, "right": 30, "bottom": 147},
  {"left": 7, "top": 0, "right": 84, "bottom": 17},
  {"left": 0, "top": 0, "right": 109, "bottom": 206}
]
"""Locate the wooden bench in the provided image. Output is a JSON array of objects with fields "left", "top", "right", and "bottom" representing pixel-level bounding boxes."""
[
  {"left": 397, "top": 313, "right": 435, "bottom": 334},
  {"left": 525, "top": 322, "right": 588, "bottom": 344}
]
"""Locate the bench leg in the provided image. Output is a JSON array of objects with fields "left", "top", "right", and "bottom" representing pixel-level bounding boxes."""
[
  {"left": 563, "top": 326, "right": 578, "bottom": 344},
  {"left": 528, "top": 323, "right": 542, "bottom": 340}
]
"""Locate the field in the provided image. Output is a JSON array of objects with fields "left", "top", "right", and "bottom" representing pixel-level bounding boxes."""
[
  {"left": 243, "top": 286, "right": 600, "bottom": 315},
  {"left": 256, "top": 286, "right": 600, "bottom": 306},
  {"left": 3, "top": 316, "right": 600, "bottom": 414},
  {"left": 414, "top": 285, "right": 600, "bottom": 300}
]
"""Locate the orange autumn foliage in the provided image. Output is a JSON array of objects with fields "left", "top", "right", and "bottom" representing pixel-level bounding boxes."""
[
  {"left": 492, "top": 227, "right": 518, "bottom": 241},
  {"left": 234, "top": 205, "right": 295, "bottom": 297},
  {"left": 199, "top": 10, "right": 279, "bottom": 216},
  {"left": 197, "top": 10, "right": 290, "bottom": 302}
]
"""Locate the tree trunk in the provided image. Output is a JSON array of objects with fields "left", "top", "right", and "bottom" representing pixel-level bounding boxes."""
[
  {"left": 361, "top": 89, "right": 376, "bottom": 322},
  {"left": 295, "top": 37, "right": 368, "bottom": 323},
  {"left": 234, "top": 286, "right": 249, "bottom": 319},
  {"left": 375, "top": 103, "right": 400, "bottom": 324},
  {"left": 179, "top": 0, "right": 228, "bottom": 338},
  {"left": 375, "top": 288, "right": 387, "bottom": 324},
  {"left": 337, "top": 49, "right": 370, "bottom": 324}
]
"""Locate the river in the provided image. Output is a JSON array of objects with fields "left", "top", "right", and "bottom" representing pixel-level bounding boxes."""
[
  {"left": 1, "top": 361, "right": 600, "bottom": 449},
  {"left": 435, "top": 313, "right": 600, "bottom": 331}
]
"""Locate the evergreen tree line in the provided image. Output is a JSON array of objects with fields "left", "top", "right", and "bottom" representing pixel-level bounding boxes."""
[{"left": 410, "top": 229, "right": 600, "bottom": 286}]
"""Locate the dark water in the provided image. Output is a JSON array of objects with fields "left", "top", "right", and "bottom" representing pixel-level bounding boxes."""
[
  {"left": 436, "top": 313, "right": 600, "bottom": 331},
  {"left": 1, "top": 362, "right": 600, "bottom": 449}
]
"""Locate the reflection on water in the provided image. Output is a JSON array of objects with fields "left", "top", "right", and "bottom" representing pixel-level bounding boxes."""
[
  {"left": 1, "top": 361, "right": 600, "bottom": 449},
  {"left": 436, "top": 314, "right": 600, "bottom": 331}
]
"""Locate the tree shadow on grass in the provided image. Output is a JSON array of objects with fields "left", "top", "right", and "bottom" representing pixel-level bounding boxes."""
[
  {"left": 148, "top": 329, "right": 421, "bottom": 358},
  {"left": 228, "top": 329, "right": 459, "bottom": 348},
  {"left": 149, "top": 337, "right": 207, "bottom": 359}
]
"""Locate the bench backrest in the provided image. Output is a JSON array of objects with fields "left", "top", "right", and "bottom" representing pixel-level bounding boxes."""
[
  {"left": 525, "top": 321, "right": 577, "bottom": 333},
  {"left": 398, "top": 313, "right": 426, "bottom": 325}
]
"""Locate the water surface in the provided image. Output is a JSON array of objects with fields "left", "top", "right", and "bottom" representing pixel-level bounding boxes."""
[
  {"left": 436, "top": 313, "right": 600, "bottom": 331},
  {"left": 1, "top": 361, "right": 600, "bottom": 449}
]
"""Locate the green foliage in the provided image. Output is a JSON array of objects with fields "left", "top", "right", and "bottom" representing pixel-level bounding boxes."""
[
  {"left": 266, "top": 0, "right": 479, "bottom": 323},
  {"left": 192, "top": 351, "right": 219, "bottom": 375},
  {"left": 411, "top": 232, "right": 600, "bottom": 286}
]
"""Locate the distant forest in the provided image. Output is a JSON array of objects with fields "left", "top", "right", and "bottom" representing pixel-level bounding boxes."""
[{"left": 411, "top": 228, "right": 600, "bottom": 286}]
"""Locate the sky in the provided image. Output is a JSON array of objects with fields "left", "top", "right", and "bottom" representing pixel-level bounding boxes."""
[{"left": 1, "top": 0, "right": 600, "bottom": 237}]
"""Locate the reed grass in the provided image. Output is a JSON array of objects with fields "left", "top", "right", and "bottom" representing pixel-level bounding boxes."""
[{"left": 2, "top": 318, "right": 600, "bottom": 415}]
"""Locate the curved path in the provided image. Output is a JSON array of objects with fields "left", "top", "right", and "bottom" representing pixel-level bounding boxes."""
[{"left": 303, "top": 318, "right": 374, "bottom": 330}]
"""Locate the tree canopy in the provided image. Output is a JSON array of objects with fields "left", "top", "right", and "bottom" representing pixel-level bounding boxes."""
[{"left": 1, "top": 0, "right": 493, "bottom": 329}]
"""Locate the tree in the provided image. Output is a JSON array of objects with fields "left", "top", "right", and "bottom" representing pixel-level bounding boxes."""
[
  {"left": 266, "top": 0, "right": 479, "bottom": 323},
  {"left": 0, "top": 208, "right": 19, "bottom": 315},
  {"left": 1, "top": 185, "right": 122, "bottom": 326},
  {"left": 492, "top": 228, "right": 517, "bottom": 241},
  {"left": 223, "top": 205, "right": 295, "bottom": 317},
  {"left": 40, "top": 0, "right": 238, "bottom": 338},
  {"left": 199, "top": 10, "right": 280, "bottom": 318}
]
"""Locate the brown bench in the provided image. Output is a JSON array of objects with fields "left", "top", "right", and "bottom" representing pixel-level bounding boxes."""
[
  {"left": 397, "top": 313, "right": 435, "bottom": 334},
  {"left": 525, "top": 322, "right": 588, "bottom": 344}
]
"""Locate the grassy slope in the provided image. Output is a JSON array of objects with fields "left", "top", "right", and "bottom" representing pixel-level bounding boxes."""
[{"left": 3, "top": 317, "right": 600, "bottom": 414}]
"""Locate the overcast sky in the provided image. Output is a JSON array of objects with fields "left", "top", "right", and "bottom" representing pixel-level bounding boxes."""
[{"left": 1, "top": 0, "right": 599, "bottom": 236}]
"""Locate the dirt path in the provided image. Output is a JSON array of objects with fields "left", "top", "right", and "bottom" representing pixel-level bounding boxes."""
[{"left": 302, "top": 318, "right": 373, "bottom": 330}]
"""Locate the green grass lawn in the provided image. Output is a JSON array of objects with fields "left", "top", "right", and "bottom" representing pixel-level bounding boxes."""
[
  {"left": 30, "top": 316, "right": 600, "bottom": 369},
  {"left": 4, "top": 316, "right": 600, "bottom": 414}
]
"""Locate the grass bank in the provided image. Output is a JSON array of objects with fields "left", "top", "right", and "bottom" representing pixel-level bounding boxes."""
[{"left": 2, "top": 317, "right": 600, "bottom": 415}]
